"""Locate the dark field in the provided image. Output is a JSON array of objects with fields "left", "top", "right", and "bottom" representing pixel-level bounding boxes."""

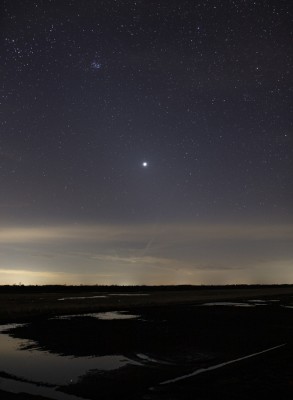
[{"left": 0, "top": 286, "right": 293, "bottom": 399}]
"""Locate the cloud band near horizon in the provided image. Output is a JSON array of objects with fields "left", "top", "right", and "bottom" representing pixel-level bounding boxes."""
[{"left": 0, "top": 223, "right": 292, "bottom": 285}]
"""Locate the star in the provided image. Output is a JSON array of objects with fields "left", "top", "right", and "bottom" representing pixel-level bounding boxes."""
[{"left": 142, "top": 162, "right": 148, "bottom": 167}]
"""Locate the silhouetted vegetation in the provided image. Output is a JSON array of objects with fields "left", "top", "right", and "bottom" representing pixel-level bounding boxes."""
[{"left": 1, "top": 283, "right": 293, "bottom": 294}]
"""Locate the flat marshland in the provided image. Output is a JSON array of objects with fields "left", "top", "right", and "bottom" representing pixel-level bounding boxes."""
[{"left": 0, "top": 285, "right": 292, "bottom": 399}]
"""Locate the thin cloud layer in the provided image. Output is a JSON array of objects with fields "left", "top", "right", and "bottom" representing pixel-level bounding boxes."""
[
  {"left": 0, "top": 222, "right": 292, "bottom": 285},
  {"left": 0, "top": 223, "right": 293, "bottom": 244}
]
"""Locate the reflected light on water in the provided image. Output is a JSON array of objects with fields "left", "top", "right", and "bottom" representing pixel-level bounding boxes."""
[{"left": 0, "top": 324, "right": 141, "bottom": 386}]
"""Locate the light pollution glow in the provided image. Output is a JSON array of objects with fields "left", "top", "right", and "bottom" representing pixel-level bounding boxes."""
[{"left": 0, "top": 223, "right": 292, "bottom": 285}]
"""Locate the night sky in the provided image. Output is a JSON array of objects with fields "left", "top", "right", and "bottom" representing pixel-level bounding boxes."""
[{"left": 1, "top": 0, "right": 292, "bottom": 285}]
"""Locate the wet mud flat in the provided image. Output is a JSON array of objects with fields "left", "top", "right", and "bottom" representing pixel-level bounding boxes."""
[
  {"left": 0, "top": 287, "right": 293, "bottom": 399},
  {"left": 1, "top": 285, "right": 293, "bottom": 322}
]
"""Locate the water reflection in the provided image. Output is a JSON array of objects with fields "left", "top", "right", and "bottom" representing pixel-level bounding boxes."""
[
  {"left": 202, "top": 299, "right": 283, "bottom": 307},
  {"left": 58, "top": 295, "right": 107, "bottom": 300},
  {"left": 92, "top": 311, "right": 140, "bottom": 320},
  {"left": 201, "top": 302, "right": 256, "bottom": 307},
  {"left": 0, "top": 323, "right": 142, "bottom": 387},
  {"left": 108, "top": 293, "right": 149, "bottom": 296},
  {"left": 53, "top": 310, "right": 140, "bottom": 320},
  {"left": 57, "top": 293, "right": 149, "bottom": 301}
]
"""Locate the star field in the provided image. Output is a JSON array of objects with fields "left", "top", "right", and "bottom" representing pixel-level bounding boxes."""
[{"left": 0, "top": 0, "right": 292, "bottom": 285}]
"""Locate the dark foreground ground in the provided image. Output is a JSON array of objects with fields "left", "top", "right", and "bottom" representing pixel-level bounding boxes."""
[{"left": 0, "top": 286, "right": 293, "bottom": 400}]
